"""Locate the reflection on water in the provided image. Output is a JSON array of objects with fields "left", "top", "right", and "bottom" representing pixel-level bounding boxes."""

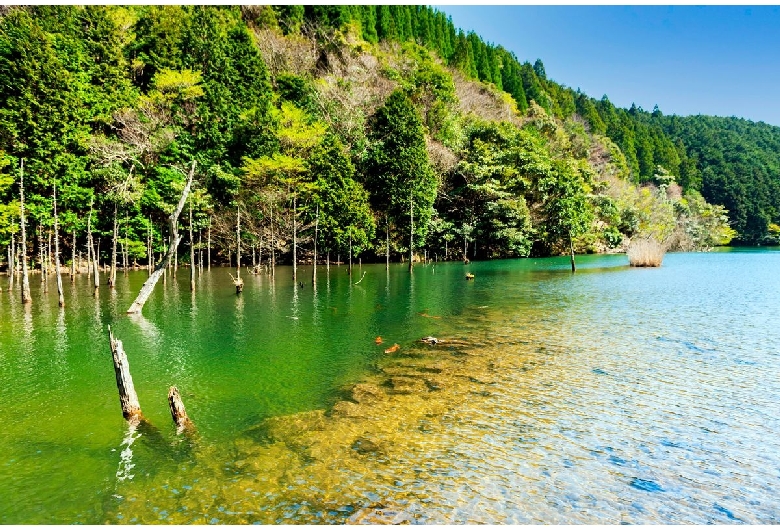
[{"left": 1, "top": 251, "right": 780, "bottom": 524}]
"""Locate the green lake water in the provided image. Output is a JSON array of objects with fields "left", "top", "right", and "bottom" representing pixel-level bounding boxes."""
[{"left": 1, "top": 250, "right": 779, "bottom": 524}]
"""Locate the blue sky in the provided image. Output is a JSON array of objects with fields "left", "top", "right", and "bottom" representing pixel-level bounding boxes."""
[{"left": 436, "top": 5, "right": 780, "bottom": 126}]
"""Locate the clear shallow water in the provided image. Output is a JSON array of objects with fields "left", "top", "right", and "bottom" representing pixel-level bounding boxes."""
[{"left": 1, "top": 250, "right": 779, "bottom": 524}]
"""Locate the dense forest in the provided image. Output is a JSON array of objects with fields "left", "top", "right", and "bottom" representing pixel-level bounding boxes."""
[{"left": 1, "top": 5, "right": 775, "bottom": 281}]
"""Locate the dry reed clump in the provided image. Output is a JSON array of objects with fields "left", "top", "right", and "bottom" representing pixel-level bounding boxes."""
[{"left": 627, "top": 238, "right": 665, "bottom": 267}]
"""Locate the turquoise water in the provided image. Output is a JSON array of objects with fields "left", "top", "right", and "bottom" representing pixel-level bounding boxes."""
[{"left": 1, "top": 250, "right": 779, "bottom": 523}]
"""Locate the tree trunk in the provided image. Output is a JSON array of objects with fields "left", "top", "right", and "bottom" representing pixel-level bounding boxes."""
[
  {"left": 198, "top": 230, "right": 203, "bottom": 273},
  {"left": 70, "top": 230, "right": 76, "bottom": 282},
  {"left": 409, "top": 194, "right": 414, "bottom": 272},
  {"left": 108, "top": 325, "right": 142, "bottom": 421},
  {"left": 86, "top": 199, "right": 93, "bottom": 280},
  {"left": 207, "top": 215, "right": 211, "bottom": 271},
  {"left": 53, "top": 179, "right": 64, "bottom": 307},
  {"left": 189, "top": 199, "right": 195, "bottom": 292},
  {"left": 109, "top": 204, "right": 117, "bottom": 288},
  {"left": 93, "top": 238, "right": 100, "bottom": 291},
  {"left": 7, "top": 235, "right": 14, "bottom": 292},
  {"left": 123, "top": 214, "right": 129, "bottom": 274},
  {"left": 292, "top": 195, "right": 297, "bottom": 282},
  {"left": 312, "top": 205, "right": 318, "bottom": 284},
  {"left": 167, "top": 385, "right": 194, "bottom": 434},
  {"left": 569, "top": 233, "right": 576, "bottom": 273},
  {"left": 127, "top": 161, "right": 195, "bottom": 314},
  {"left": 386, "top": 215, "right": 389, "bottom": 270},
  {"left": 147, "top": 217, "right": 152, "bottom": 277},
  {"left": 236, "top": 205, "right": 241, "bottom": 280},
  {"left": 270, "top": 204, "right": 275, "bottom": 278},
  {"left": 348, "top": 233, "right": 352, "bottom": 276},
  {"left": 19, "top": 160, "right": 31, "bottom": 304}
]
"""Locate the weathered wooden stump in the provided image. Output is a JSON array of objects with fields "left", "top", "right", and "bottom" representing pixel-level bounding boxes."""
[
  {"left": 168, "top": 385, "right": 195, "bottom": 434},
  {"left": 108, "top": 325, "right": 142, "bottom": 422}
]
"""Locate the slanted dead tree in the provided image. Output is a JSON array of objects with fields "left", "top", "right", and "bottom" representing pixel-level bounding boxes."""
[{"left": 127, "top": 161, "right": 195, "bottom": 314}]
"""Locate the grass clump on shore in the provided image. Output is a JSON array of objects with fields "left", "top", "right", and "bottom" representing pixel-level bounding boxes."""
[{"left": 627, "top": 238, "right": 665, "bottom": 267}]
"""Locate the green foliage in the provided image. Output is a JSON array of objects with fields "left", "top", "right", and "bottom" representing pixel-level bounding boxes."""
[
  {"left": 0, "top": 4, "right": 755, "bottom": 270},
  {"left": 363, "top": 90, "right": 437, "bottom": 251}
]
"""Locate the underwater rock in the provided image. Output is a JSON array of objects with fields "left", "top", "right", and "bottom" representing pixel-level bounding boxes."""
[
  {"left": 348, "top": 501, "right": 415, "bottom": 524},
  {"left": 351, "top": 436, "right": 383, "bottom": 455},
  {"left": 331, "top": 401, "right": 364, "bottom": 418},
  {"left": 351, "top": 383, "right": 384, "bottom": 404},
  {"left": 386, "top": 377, "right": 427, "bottom": 395}
]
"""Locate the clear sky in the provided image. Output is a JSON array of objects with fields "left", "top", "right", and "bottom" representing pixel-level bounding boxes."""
[{"left": 436, "top": 5, "right": 780, "bottom": 126}]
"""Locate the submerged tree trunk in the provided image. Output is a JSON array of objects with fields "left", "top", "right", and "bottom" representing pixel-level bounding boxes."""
[
  {"left": 108, "top": 325, "right": 142, "bottom": 421},
  {"left": 292, "top": 195, "right": 297, "bottom": 282},
  {"left": 86, "top": 199, "right": 93, "bottom": 280},
  {"left": 312, "top": 204, "right": 318, "bottom": 284},
  {"left": 123, "top": 214, "right": 129, "bottom": 274},
  {"left": 109, "top": 204, "right": 118, "bottom": 288},
  {"left": 189, "top": 199, "right": 195, "bottom": 292},
  {"left": 236, "top": 205, "right": 241, "bottom": 280},
  {"left": 569, "top": 233, "right": 576, "bottom": 273},
  {"left": 147, "top": 217, "right": 153, "bottom": 277},
  {"left": 232, "top": 205, "right": 243, "bottom": 294},
  {"left": 53, "top": 179, "right": 64, "bottom": 307},
  {"left": 19, "top": 159, "right": 31, "bottom": 304},
  {"left": 270, "top": 203, "right": 275, "bottom": 278},
  {"left": 7, "top": 235, "right": 14, "bottom": 292},
  {"left": 127, "top": 161, "right": 195, "bottom": 314},
  {"left": 93, "top": 238, "right": 100, "bottom": 291},
  {"left": 70, "top": 230, "right": 76, "bottom": 282},
  {"left": 409, "top": 194, "right": 414, "bottom": 272},
  {"left": 167, "top": 385, "right": 194, "bottom": 434}
]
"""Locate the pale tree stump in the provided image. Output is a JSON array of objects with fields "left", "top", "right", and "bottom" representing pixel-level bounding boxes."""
[
  {"left": 168, "top": 385, "right": 195, "bottom": 434},
  {"left": 108, "top": 325, "right": 142, "bottom": 422}
]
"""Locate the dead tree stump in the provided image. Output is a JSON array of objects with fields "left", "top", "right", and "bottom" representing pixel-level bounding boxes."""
[
  {"left": 168, "top": 385, "right": 195, "bottom": 433},
  {"left": 108, "top": 325, "right": 142, "bottom": 422}
]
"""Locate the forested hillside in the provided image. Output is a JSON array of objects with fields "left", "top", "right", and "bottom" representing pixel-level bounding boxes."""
[{"left": 1, "top": 5, "right": 770, "bottom": 278}]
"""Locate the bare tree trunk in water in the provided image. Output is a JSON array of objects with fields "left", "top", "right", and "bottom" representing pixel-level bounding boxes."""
[
  {"left": 19, "top": 159, "right": 31, "bottom": 304},
  {"left": 127, "top": 161, "right": 195, "bottom": 314},
  {"left": 109, "top": 204, "right": 117, "bottom": 288},
  {"left": 53, "top": 179, "right": 64, "bottom": 307},
  {"left": 292, "top": 195, "right": 297, "bottom": 282},
  {"left": 270, "top": 204, "right": 275, "bottom": 278},
  {"left": 236, "top": 206, "right": 241, "bottom": 279},
  {"left": 569, "top": 233, "right": 576, "bottom": 273},
  {"left": 70, "top": 230, "right": 76, "bottom": 282},
  {"left": 86, "top": 199, "right": 93, "bottom": 280},
  {"left": 312, "top": 204, "right": 318, "bottom": 284},
  {"left": 189, "top": 199, "right": 195, "bottom": 291},
  {"left": 409, "top": 194, "right": 414, "bottom": 272},
  {"left": 386, "top": 215, "right": 389, "bottom": 270},
  {"left": 147, "top": 217, "right": 152, "bottom": 277},
  {"left": 168, "top": 386, "right": 194, "bottom": 434},
  {"left": 108, "top": 325, "right": 142, "bottom": 421},
  {"left": 123, "top": 214, "right": 129, "bottom": 274},
  {"left": 348, "top": 233, "right": 352, "bottom": 276},
  {"left": 93, "top": 238, "right": 100, "bottom": 291},
  {"left": 207, "top": 215, "right": 211, "bottom": 271},
  {"left": 7, "top": 236, "right": 14, "bottom": 292}
]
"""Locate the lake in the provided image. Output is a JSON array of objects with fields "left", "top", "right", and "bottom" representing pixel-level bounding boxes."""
[{"left": 1, "top": 249, "right": 779, "bottom": 524}]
